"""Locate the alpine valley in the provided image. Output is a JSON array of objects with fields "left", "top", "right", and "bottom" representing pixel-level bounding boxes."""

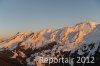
[{"left": 0, "top": 20, "right": 100, "bottom": 66}]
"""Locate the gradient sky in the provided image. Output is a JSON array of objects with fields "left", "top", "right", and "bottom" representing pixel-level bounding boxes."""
[{"left": 0, "top": 0, "right": 100, "bottom": 37}]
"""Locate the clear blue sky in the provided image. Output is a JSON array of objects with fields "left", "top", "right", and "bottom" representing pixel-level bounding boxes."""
[{"left": 0, "top": 0, "right": 100, "bottom": 36}]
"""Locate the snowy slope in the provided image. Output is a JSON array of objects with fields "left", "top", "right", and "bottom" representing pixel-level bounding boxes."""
[
  {"left": 0, "top": 20, "right": 99, "bottom": 50},
  {"left": 0, "top": 20, "right": 100, "bottom": 66}
]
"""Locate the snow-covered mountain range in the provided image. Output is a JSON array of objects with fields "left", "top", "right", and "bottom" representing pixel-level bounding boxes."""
[{"left": 0, "top": 20, "right": 100, "bottom": 66}]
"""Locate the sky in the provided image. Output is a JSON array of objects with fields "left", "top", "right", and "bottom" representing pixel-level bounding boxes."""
[{"left": 0, "top": 0, "right": 100, "bottom": 37}]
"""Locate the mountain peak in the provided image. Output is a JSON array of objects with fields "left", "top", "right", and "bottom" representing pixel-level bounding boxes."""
[
  {"left": 16, "top": 32, "right": 33, "bottom": 36},
  {"left": 83, "top": 19, "right": 98, "bottom": 25},
  {"left": 73, "top": 19, "right": 98, "bottom": 31},
  {"left": 40, "top": 28, "right": 53, "bottom": 33}
]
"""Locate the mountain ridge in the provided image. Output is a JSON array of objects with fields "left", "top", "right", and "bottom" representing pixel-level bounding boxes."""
[
  {"left": 1, "top": 20, "right": 100, "bottom": 50},
  {"left": 0, "top": 20, "right": 100, "bottom": 66}
]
